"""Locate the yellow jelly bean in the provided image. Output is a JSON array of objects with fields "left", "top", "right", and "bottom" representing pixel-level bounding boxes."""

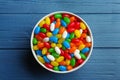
[
  {"left": 42, "top": 47, "right": 47, "bottom": 55},
  {"left": 45, "top": 17, "right": 50, "bottom": 25},
  {"left": 56, "top": 34, "right": 62, "bottom": 38},
  {"left": 51, "top": 43, "right": 56, "bottom": 47},
  {"left": 51, "top": 61, "right": 59, "bottom": 66},
  {"left": 56, "top": 44, "right": 62, "bottom": 48},
  {"left": 58, "top": 38, "right": 64, "bottom": 44},
  {"left": 39, "top": 20, "right": 45, "bottom": 27},
  {"left": 37, "top": 56, "right": 45, "bottom": 63},
  {"left": 80, "top": 22, "right": 86, "bottom": 30},
  {"left": 56, "top": 56, "right": 64, "bottom": 62},
  {"left": 74, "top": 30, "right": 81, "bottom": 38},
  {"left": 46, "top": 32, "right": 53, "bottom": 37},
  {"left": 78, "top": 44, "right": 85, "bottom": 50},
  {"left": 66, "top": 59, "right": 70, "bottom": 66},
  {"left": 33, "top": 45, "right": 39, "bottom": 50}
]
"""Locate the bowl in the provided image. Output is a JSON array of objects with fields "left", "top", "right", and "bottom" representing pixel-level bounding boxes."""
[{"left": 31, "top": 11, "right": 93, "bottom": 73}]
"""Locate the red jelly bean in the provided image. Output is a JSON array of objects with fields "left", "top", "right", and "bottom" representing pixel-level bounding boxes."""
[
  {"left": 38, "top": 32, "right": 46, "bottom": 38},
  {"left": 50, "top": 15, "right": 55, "bottom": 23},
  {"left": 35, "top": 34, "right": 42, "bottom": 41},
  {"left": 71, "top": 38, "right": 80, "bottom": 43},
  {"left": 64, "top": 52, "right": 71, "bottom": 60},
  {"left": 77, "top": 59, "right": 84, "bottom": 64},
  {"left": 67, "top": 27, "right": 75, "bottom": 33},
  {"left": 67, "top": 22, "right": 75, "bottom": 28},
  {"left": 45, "top": 63, "right": 53, "bottom": 69},
  {"left": 60, "top": 49, "right": 65, "bottom": 56},
  {"left": 44, "top": 42, "right": 51, "bottom": 48},
  {"left": 62, "top": 13, "right": 70, "bottom": 18},
  {"left": 75, "top": 22, "right": 80, "bottom": 29},
  {"left": 43, "top": 24, "right": 50, "bottom": 31}
]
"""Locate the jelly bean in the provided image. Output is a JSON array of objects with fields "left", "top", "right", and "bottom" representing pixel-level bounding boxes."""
[
  {"left": 50, "top": 23, "right": 55, "bottom": 31},
  {"left": 39, "top": 20, "right": 45, "bottom": 27},
  {"left": 55, "top": 46, "right": 61, "bottom": 54},
  {"left": 69, "top": 46, "right": 76, "bottom": 53},
  {"left": 55, "top": 19, "right": 61, "bottom": 28},
  {"left": 59, "top": 61, "right": 66, "bottom": 66},
  {"left": 51, "top": 61, "right": 59, "bottom": 66},
  {"left": 45, "top": 17, "right": 50, "bottom": 25},
  {"left": 35, "top": 34, "right": 42, "bottom": 41},
  {"left": 34, "top": 26, "right": 40, "bottom": 34},
  {"left": 66, "top": 59, "right": 70, "bottom": 65},
  {"left": 63, "top": 17, "right": 70, "bottom": 24},
  {"left": 56, "top": 56, "right": 64, "bottom": 62},
  {"left": 62, "top": 13, "right": 70, "bottom": 18},
  {"left": 33, "top": 45, "right": 39, "bottom": 50},
  {"left": 69, "top": 33, "right": 75, "bottom": 39},
  {"left": 59, "top": 27, "right": 65, "bottom": 34},
  {"left": 37, "top": 42, "right": 44, "bottom": 49},
  {"left": 54, "top": 13, "right": 62, "bottom": 19},
  {"left": 43, "top": 56, "right": 50, "bottom": 63},
  {"left": 70, "top": 16, "right": 75, "bottom": 22},
  {"left": 70, "top": 58, "right": 76, "bottom": 66},
  {"left": 78, "top": 44, "right": 85, "bottom": 50},
  {"left": 53, "top": 66, "right": 59, "bottom": 71},
  {"left": 63, "top": 41, "right": 70, "bottom": 49},
  {"left": 66, "top": 33, "right": 70, "bottom": 39},
  {"left": 66, "top": 39, "right": 71, "bottom": 43},
  {"left": 52, "top": 52, "right": 60, "bottom": 58},
  {"left": 71, "top": 38, "right": 80, "bottom": 43},
  {"left": 85, "top": 42, "right": 92, "bottom": 47},
  {"left": 64, "top": 52, "right": 71, "bottom": 60},
  {"left": 67, "top": 65, "right": 73, "bottom": 70},
  {"left": 56, "top": 44, "right": 62, "bottom": 48},
  {"left": 76, "top": 40, "right": 83, "bottom": 47},
  {"left": 33, "top": 38, "right": 38, "bottom": 45},
  {"left": 70, "top": 53, "right": 74, "bottom": 58},
  {"left": 77, "top": 59, "right": 84, "bottom": 64},
  {"left": 74, "top": 49, "right": 81, "bottom": 59},
  {"left": 59, "top": 66, "right": 67, "bottom": 71},
  {"left": 36, "top": 50, "right": 42, "bottom": 56},
  {"left": 68, "top": 22, "right": 75, "bottom": 28},
  {"left": 44, "top": 42, "right": 51, "bottom": 48},
  {"left": 49, "top": 36, "right": 58, "bottom": 43},
  {"left": 37, "top": 56, "right": 45, "bottom": 63},
  {"left": 43, "top": 37, "right": 49, "bottom": 42},
  {"left": 50, "top": 16, "right": 55, "bottom": 23},
  {"left": 56, "top": 34, "right": 62, "bottom": 38},
  {"left": 75, "top": 22, "right": 80, "bottom": 29},
  {"left": 52, "top": 28, "right": 59, "bottom": 35},
  {"left": 62, "top": 31, "right": 67, "bottom": 38},
  {"left": 38, "top": 32, "right": 46, "bottom": 38},
  {"left": 40, "top": 28, "right": 46, "bottom": 33},
  {"left": 48, "top": 48, "right": 55, "bottom": 53},
  {"left": 81, "top": 33, "right": 87, "bottom": 38},
  {"left": 86, "top": 36, "right": 91, "bottom": 42},
  {"left": 42, "top": 47, "right": 47, "bottom": 55},
  {"left": 45, "top": 63, "right": 53, "bottom": 69},
  {"left": 74, "top": 30, "right": 81, "bottom": 38},
  {"left": 58, "top": 38, "right": 64, "bottom": 44},
  {"left": 79, "top": 29, "right": 83, "bottom": 34},
  {"left": 80, "top": 53, "right": 87, "bottom": 60},
  {"left": 81, "top": 47, "right": 90, "bottom": 53},
  {"left": 80, "top": 22, "right": 86, "bottom": 30},
  {"left": 70, "top": 43, "right": 76, "bottom": 47},
  {"left": 47, "top": 54, "right": 55, "bottom": 61},
  {"left": 67, "top": 27, "right": 75, "bottom": 33},
  {"left": 61, "top": 20, "right": 67, "bottom": 27},
  {"left": 51, "top": 43, "right": 56, "bottom": 47},
  {"left": 46, "top": 32, "right": 52, "bottom": 37},
  {"left": 43, "top": 24, "right": 50, "bottom": 31}
]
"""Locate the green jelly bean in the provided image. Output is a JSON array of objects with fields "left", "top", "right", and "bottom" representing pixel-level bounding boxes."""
[
  {"left": 80, "top": 53, "right": 87, "bottom": 60},
  {"left": 53, "top": 66, "right": 59, "bottom": 71},
  {"left": 52, "top": 52, "right": 60, "bottom": 58},
  {"left": 33, "top": 38, "right": 38, "bottom": 45},
  {"left": 62, "top": 46, "right": 66, "bottom": 50},
  {"left": 40, "top": 28, "right": 46, "bottom": 33},
  {"left": 54, "top": 13, "right": 62, "bottom": 18},
  {"left": 48, "top": 48, "right": 55, "bottom": 53},
  {"left": 66, "top": 39, "right": 71, "bottom": 43},
  {"left": 70, "top": 58, "right": 76, "bottom": 66},
  {"left": 63, "top": 17, "right": 70, "bottom": 24},
  {"left": 70, "top": 33, "right": 75, "bottom": 39}
]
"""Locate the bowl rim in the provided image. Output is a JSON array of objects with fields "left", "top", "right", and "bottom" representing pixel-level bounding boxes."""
[{"left": 30, "top": 11, "right": 93, "bottom": 73}]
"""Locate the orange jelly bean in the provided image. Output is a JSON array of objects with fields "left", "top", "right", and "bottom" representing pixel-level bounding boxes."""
[
  {"left": 70, "top": 16, "right": 75, "bottom": 22},
  {"left": 55, "top": 19, "right": 61, "bottom": 28},
  {"left": 59, "top": 27, "right": 65, "bottom": 34},
  {"left": 59, "top": 61, "right": 66, "bottom": 66},
  {"left": 69, "top": 46, "right": 76, "bottom": 53},
  {"left": 85, "top": 42, "right": 92, "bottom": 47},
  {"left": 67, "top": 65, "right": 73, "bottom": 70},
  {"left": 37, "top": 42, "right": 44, "bottom": 49}
]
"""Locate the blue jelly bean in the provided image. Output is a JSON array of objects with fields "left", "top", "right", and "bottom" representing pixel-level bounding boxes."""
[
  {"left": 43, "top": 56, "right": 50, "bottom": 63},
  {"left": 59, "top": 66, "right": 67, "bottom": 71},
  {"left": 81, "top": 47, "right": 90, "bottom": 53},
  {"left": 49, "top": 36, "right": 58, "bottom": 43},
  {"left": 61, "top": 20, "right": 67, "bottom": 27},
  {"left": 70, "top": 53, "right": 74, "bottom": 58},
  {"left": 36, "top": 50, "right": 42, "bottom": 56},
  {"left": 52, "top": 28, "right": 59, "bottom": 35},
  {"left": 66, "top": 33, "right": 70, "bottom": 38},
  {"left": 63, "top": 41, "right": 70, "bottom": 49},
  {"left": 34, "top": 26, "right": 40, "bottom": 34}
]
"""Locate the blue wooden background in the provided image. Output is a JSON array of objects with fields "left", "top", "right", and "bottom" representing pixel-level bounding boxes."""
[{"left": 0, "top": 0, "right": 120, "bottom": 80}]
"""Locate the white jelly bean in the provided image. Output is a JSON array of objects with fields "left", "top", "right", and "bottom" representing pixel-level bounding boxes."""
[
  {"left": 79, "top": 29, "right": 83, "bottom": 34},
  {"left": 50, "top": 23, "right": 55, "bottom": 31},
  {"left": 47, "top": 54, "right": 55, "bottom": 61},
  {"left": 43, "top": 37, "right": 49, "bottom": 42},
  {"left": 55, "top": 46, "right": 61, "bottom": 54},
  {"left": 86, "top": 36, "right": 91, "bottom": 42},
  {"left": 62, "top": 31, "right": 67, "bottom": 38},
  {"left": 74, "top": 49, "right": 81, "bottom": 59}
]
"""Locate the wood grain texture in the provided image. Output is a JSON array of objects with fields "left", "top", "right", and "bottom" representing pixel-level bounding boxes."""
[
  {"left": 0, "top": 49, "right": 119, "bottom": 80},
  {"left": 0, "top": 0, "right": 120, "bottom": 13}
]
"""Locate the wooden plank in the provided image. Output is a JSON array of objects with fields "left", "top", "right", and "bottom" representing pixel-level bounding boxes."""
[
  {"left": 0, "top": 48, "right": 118, "bottom": 80},
  {"left": 0, "top": 0, "right": 120, "bottom": 13},
  {"left": 0, "top": 14, "right": 120, "bottom": 48}
]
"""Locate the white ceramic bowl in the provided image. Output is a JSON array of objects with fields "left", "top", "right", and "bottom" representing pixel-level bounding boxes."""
[{"left": 31, "top": 11, "right": 93, "bottom": 73}]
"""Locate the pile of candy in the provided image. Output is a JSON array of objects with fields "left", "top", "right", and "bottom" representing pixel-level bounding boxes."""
[{"left": 32, "top": 13, "right": 92, "bottom": 72}]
